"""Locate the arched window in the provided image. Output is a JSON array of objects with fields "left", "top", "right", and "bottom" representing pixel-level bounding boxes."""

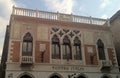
[
  {"left": 97, "top": 39, "right": 105, "bottom": 60},
  {"left": 22, "top": 32, "right": 33, "bottom": 56},
  {"left": 74, "top": 37, "right": 82, "bottom": 60},
  {"left": 52, "top": 35, "right": 61, "bottom": 59},
  {"left": 63, "top": 36, "right": 72, "bottom": 60}
]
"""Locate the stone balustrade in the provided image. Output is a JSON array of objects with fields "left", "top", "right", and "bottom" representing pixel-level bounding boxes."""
[
  {"left": 12, "top": 6, "right": 108, "bottom": 26},
  {"left": 21, "top": 56, "right": 33, "bottom": 64}
]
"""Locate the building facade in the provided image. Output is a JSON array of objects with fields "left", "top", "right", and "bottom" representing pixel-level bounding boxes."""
[
  {"left": 1, "top": 25, "right": 10, "bottom": 78},
  {"left": 2, "top": 6, "right": 120, "bottom": 78},
  {"left": 110, "top": 10, "right": 120, "bottom": 71}
]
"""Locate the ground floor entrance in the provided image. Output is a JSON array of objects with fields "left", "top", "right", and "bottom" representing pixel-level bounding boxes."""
[
  {"left": 50, "top": 75, "right": 60, "bottom": 78},
  {"left": 20, "top": 75, "right": 32, "bottom": 78}
]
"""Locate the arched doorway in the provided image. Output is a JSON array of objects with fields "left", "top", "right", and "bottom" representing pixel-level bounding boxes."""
[
  {"left": 50, "top": 75, "right": 60, "bottom": 78},
  {"left": 77, "top": 75, "right": 86, "bottom": 78},
  {"left": 102, "top": 76, "right": 109, "bottom": 78},
  {"left": 20, "top": 75, "right": 32, "bottom": 78}
]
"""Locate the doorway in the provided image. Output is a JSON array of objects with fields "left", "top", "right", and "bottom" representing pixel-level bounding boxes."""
[
  {"left": 77, "top": 76, "right": 86, "bottom": 78},
  {"left": 103, "top": 76, "right": 109, "bottom": 78},
  {"left": 50, "top": 75, "right": 60, "bottom": 78},
  {"left": 20, "top": 75, "right": 32, "bottom": 78}
]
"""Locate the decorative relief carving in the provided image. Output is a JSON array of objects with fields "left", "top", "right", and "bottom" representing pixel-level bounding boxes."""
[
  {"left": 58, "top": 14, "right": 72, "bottom": 21},
  {"left": 69, "top": 32, "right": 74, "bottom": 38},
  {"left": 51, "top": 27, "right": 82, "bottom": 49},
  {"left": 63, "top": 29, "right": 69, "bottom": 33},
  {"left": 52, "top": 28, "right": 59, "bottom": 32},
  {"left": 51, "top": 27, "right": 81, "bottom": 38},
  {"left": 73, "top": 30, "right": 80, "bottom": 34},
  {"left": 58, "top": 30, "right": 64, "bottom": 37}
]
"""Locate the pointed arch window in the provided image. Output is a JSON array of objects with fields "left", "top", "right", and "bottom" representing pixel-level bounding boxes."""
[
  {"left": 63, "top": 36, "right": 72, "bottom": 60},
  {"left": 22, "top": 32, "right": 33, "bottom": 56},
  {"left": 74, "top": 37, "right": 82, "bottom": 60},
  {"left": 97, "top": 39, "right": 105, "bottom": 60},
  {"left": 52, "top": 35, "right": 61, "bottom": 59}
]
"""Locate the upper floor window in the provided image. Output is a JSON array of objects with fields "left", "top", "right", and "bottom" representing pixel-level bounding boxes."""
[
  {"left": 22, "top": 32, "right": 33, "bottom": 56},
  {"left": 63, "top": 36, "right": 72, "bottom": 60},
  {"left": 74, "top": 37, "right": 82, "bottom": 60},
  {"left": 52, "top": 35, "right": 61, "bottom": 59},
  {"left": 97, "top": 39, "right": 105, "bottom": 60}
]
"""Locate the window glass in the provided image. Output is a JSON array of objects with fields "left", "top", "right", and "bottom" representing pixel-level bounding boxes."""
[
  {"left": 63, "top": 36, "right": 72, "bottom": 60},
  {"left": 22, "top": 32, "right": 33, "bottom": 56},
  {"left": 28, "top": 42, "right": 32, "bottom": 52},
  {"left": 74, "top": 37, "right": 82, "bottom": 60},
  {"left": 52, "top": 35, "right": 60, "bottom": 59},
  {"left": 22, "top": 42, "right": 27, "bottom": 52},
  {"left": 97, "top": 39, "right": 105, "bottom": 60}
]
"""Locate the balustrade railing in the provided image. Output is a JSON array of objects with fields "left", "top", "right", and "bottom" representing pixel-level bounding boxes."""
[
  {"left": 21, "top": 56, "right": 33, "bottom": 64},
  {"left": 12, "top": 6, "right": 108, "bottom": 26}
]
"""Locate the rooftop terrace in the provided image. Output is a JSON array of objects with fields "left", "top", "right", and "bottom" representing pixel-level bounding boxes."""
[{"left": 12, "top": 6, "right": 109, "bottom": 26}]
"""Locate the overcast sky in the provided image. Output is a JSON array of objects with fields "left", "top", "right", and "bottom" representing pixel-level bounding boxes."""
[{"left": 0, "top": 0, "right": 120, "bottom": 58}]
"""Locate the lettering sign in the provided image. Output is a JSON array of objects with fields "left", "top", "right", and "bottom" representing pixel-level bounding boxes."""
[{"left": 52, "top": 66, "right": 84, "bottom": 71}]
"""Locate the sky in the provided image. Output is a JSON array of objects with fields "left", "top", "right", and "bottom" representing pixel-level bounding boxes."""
[{"left": 0, "top": 0, "right": 120, "bottom": 59}]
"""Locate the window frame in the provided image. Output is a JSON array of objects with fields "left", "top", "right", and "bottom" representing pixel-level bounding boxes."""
[
  {"left": 74, "top": 37, "right": 82, "bottom": 60},
  {"left": 51, "top": 35, "right": 61, "bottom": 59},
  {"left": 22, "top": 32, "right": 33, "bottom": 56},
  {"left": 97, "top": 39, "right": 106, "bottom": 60},
  {"left": 63, "top": 36, "right": 72, "bottom": 60}
]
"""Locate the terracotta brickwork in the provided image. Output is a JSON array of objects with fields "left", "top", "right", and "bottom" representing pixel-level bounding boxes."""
[
  {"left": 10, "top": 41, "right": 20, "bottom": 62},
  {"left": 108, "top": 48, "right": 115, "bottom": 65},
  {"left": 35, "top": 41, "right": 50, "bottom": 63},
  {"left": 84, "top": 44, "right": 98, "bottom": 65}
]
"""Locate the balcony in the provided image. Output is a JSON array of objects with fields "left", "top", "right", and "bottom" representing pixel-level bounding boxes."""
[
  {"left": 99, "top": 60, "right": 112, "bottom": 71},
  {"left": 21, "top": 56, "right": 33, "bottom": 66}
]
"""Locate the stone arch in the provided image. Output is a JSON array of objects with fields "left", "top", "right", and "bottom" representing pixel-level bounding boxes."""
[
  {"left": 51, "top": 32, "right": 62, "bottom": 44},
  {"left": 49, "top": 73, "right": 63, "bottom": 78},
  {"left": 76, "top": 73, "right": 88, "bottom": 78},
  {"left": 72, "top": 35, "right": 81, "bottom": 44},
  {"left": 95, "top": 37, "right": 106, "bottom": 47},
  {"left": 17, "top": 72, "right": 35, "bottom": 78},
  {"left": 21, "top": 32, "right": 34, "bottom": 41},
  {"left": 61, "top": 35, "right": 71, "bottom": 44}
]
